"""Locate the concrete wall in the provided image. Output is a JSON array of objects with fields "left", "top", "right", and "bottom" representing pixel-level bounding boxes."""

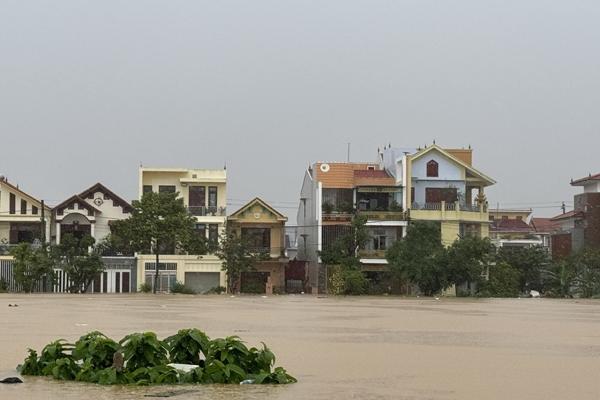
[{"left": 136, "top": 254, "right": 226, "bottom": 292}]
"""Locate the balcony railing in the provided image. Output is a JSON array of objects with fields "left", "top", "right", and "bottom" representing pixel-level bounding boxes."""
[
  {"left": 187, "top": 206, "right": 226, "bottom": 216},
  {"left": 411, "top": 202, "right": 487, "bottom": 212},
  {"left": 358, "top": 210, "right": 409, "bottom": 221},
  {"left": 358, "top": 249, "right": 387, "bottom": 259}
]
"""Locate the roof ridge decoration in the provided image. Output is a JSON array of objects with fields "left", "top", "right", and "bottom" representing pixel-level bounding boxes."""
[
  {"left": 228, "top": 197, "right": 288, "bottom": 221},
  {"left": 78, "top": 182, "right": 133, "bottom": 213}
]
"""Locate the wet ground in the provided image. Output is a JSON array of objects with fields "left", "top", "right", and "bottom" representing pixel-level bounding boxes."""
[{"left": 0, "top": 294, "right": 599, "bottom": 399}]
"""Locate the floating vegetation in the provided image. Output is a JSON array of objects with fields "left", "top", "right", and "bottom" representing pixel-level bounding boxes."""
[{"left": 17, "top": 329, "right": 296, "bottom": 385}]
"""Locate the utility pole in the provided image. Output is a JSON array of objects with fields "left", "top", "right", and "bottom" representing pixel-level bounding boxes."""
[
  {"left": 40, "top": 200, "right": 46, "bottom": 243},
  {"left": 347, "top": 143, "right": 351, "bottom": 162}
]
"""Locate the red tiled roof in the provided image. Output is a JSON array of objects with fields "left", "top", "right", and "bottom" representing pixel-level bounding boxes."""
[
  {"left": 571, "top": 173, "right": 600, "bottom": 185},
  {"left": 490, "top": 218, "right": 533, "bottom": 233},
  {"left": 353, "top": 170, "right": 390, "bottom": 178},
  {"left": 550, "top": 210, "right": 582, "bottom": 221},
  {"left": 530, "top": 218, "right": 560, "bottom": 233}
]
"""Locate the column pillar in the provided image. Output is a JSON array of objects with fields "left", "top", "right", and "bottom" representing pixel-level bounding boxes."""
[{"left": 56, "top": 222, "right": 61, "bottom": 244}]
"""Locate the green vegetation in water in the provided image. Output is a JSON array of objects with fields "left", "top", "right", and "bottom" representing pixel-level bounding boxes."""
[{"left": 17, "top": 329, "right": 297, "bottom": 386}]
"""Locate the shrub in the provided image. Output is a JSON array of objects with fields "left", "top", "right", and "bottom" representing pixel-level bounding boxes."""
[
  {"left": 139, "top": 283, "right": 152, "bottom": 293},
  {"left": 170, "top": 281, "right": 196, "bottom": 295},
  {"left": 0, "top": 278, "right": 8, "bottom": 293},
  {"left": 18, "top": 329, "right": 296, "bottom": 386}
]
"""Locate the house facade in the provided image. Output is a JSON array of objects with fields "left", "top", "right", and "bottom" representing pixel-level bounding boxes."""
[
  {"left": 52, "top": 183, "right": 133, "bottom": 245},
  {"left": 297, "top": 162, "right": 409, "bottom": 293},
  {"left": 51, "top": 183, "right": 135, "bottom": 293},
  {"left": 227, "top": 197, "right": 288, "bottom": 293},
  {"left": 549, "top": 173, "right": 600, "bottom": 259},
  {"left": 136, "top": 167, "right": 227, "bottom": 293},
  {"left": 0, "top": 176, "right": 51, "bottom": 252},
  {"left": 488, "top": 208, "right": 542, "bottom": 248},
  {"left": 381, "top": 144, "right": 495, "bottom": 245}
]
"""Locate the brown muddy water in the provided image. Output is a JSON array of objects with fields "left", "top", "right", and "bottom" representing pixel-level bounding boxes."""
[{"left": 0, "top": 294, "right": 599, "bottom": 400}]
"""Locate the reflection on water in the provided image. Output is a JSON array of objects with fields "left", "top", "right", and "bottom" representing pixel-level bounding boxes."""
[{"left": 0, "top": 377, "right": 289, "bottom": 400}]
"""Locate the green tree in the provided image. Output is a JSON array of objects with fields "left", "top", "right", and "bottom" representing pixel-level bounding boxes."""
[
  {"left": 386, "top": 221, "right": 447, "bottom": 296},
  {"left": 478, "top": 261, "right": 521, "bottom": 297},
  {"left": 319, "top": 214, "right": 369, "bottom": 295},
  {"left": 446, "top": 236, "right": 495, "bottom": 293},
  {"left": 497, "top": 246, "right": 549, "bottom": 292},
  {"left": 110, "top": 191, "right": 206, "bottom": 293},
  {"left": 50, "top": 234, "right": 104, "bottom": 293},
  {"left": 10, "top": 243, "right": 54, "bottom": 293},
  {"left": 214, "top": 231, "right": 263, "bottom": 294},
  {"left": 574, "top": 248, "right": 600, "bottom": 298}
]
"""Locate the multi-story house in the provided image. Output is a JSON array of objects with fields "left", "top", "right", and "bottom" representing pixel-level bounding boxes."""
[
  {"left": 550, "top": 173, "right": 600, "bottom": 258},
  {"left": 297, "top": 162, "right": 409, "bottom": 293},
  {"left": 0, "top": 176, "right": 51, "bottom": 252},
  {"left": 381, "top": 144, "right": 495, "bottom": 245},
  {"left": 136, "top": 167, "right": 227, "bottom": 293},
  {"left": 488, "top": 208, "right": 542, "bottom": 248},
  {"left": 51, "top": 183, "right": 135, "bottom": 293},
  {"left": 227, "top": 197, "right": 288, "bottom": 293}
]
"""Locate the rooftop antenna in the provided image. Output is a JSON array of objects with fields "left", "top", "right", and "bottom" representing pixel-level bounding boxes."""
[
  {"left": 347, "top": 142, "right": 351, "bottom": 162},
  {"left": 561, "top": 202, "right": 566, "bottom": 214}
]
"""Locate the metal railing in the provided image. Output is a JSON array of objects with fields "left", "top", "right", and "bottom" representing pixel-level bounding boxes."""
[
  {"left": 187, "top": 206, "right": 226, "bottom": 216},
  {"left": 411, "top": 202, "right": 486, "bottom": 212}
]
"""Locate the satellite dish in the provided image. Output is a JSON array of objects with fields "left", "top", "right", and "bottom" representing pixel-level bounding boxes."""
[{"left": 320, "top": 164, "right": 330, "bottom": 173}]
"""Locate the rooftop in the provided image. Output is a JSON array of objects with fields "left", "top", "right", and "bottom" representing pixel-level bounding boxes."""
[{"left": 571, "top": 173, "right": 600, "bottom": 186}]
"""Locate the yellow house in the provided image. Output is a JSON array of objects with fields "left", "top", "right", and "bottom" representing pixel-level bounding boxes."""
[
  {"left": 0, "top": 176, "right": 51, "bottom": 251},
  {"left": 136, "top": 167, "right": 228, "bottom": 293},
  {"left": 381, "top": 144, "right": 496, "bottom": 246},
  {"left": 227, "top": 198, "right": 288, "bottom": 293}
]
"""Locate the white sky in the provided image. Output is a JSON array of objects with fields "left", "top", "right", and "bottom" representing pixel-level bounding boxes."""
[{"left": 1, "top": 1, "right": 598, "bottom": 223}]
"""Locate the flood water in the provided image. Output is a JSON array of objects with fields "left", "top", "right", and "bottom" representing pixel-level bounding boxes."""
[{"left": 1, "top": 294, "right": 599, "bottom": 399}]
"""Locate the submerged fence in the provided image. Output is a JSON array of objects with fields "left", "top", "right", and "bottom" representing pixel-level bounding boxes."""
[{"left": 0, "top": 256, "right": 136, "bottom": 293}]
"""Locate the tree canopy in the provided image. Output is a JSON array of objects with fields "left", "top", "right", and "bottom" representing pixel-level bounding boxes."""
[{"left": 109, "top": 191, "right": 207, "bottom": 293}]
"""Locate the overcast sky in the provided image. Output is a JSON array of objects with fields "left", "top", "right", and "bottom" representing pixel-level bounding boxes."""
[{"left": 1, "top": 1, "right": 598, "bottom": 222}]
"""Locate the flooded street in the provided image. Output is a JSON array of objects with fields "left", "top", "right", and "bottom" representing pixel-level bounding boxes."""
[{"left": 1, "top": 294, "right": 599, "bottom": 399}]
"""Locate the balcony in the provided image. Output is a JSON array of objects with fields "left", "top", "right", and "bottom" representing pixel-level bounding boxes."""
[
  {"left": 187, "top": 206, "right": 226, "bottom": 217},
  {"left": 358, "top": 210, "right": 409, "bottom": 221},
  {"left": 358, "top": 249, "right": 387, "bottom": 259},
  {"left": 411, "top": 202, "right": 487, "bottom": 212},
  {"left": 410, "top": 201, "right": 489, "bottom": 223}
]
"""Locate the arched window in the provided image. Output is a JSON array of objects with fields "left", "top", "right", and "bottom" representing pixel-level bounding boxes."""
[{"left": 426, "top": 160, "right": 439, "bottom": 177}]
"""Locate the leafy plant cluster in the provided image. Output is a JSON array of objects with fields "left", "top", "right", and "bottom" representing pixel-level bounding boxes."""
[
  {"left": 10, "top": 233, "right": 104, "bottom": 294},
  {"left": 17, "top": 329, "right": 297, "bottom": 386},
  {"left": 386, "top": 221, "right": 600, "bottom": 298}
]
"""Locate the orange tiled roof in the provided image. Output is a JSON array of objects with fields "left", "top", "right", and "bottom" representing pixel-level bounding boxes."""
[{"left": 315, "top": 163, "right": 396, "bottom": 188}]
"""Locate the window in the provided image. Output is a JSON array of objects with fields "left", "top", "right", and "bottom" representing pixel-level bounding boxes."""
[
  {"left": 372, "top": 235, "right": 387, "bottom": 250},
  {"left": 159, "top": 185, "right": 176, "bottom": 194},
  {"left": 425, "top": 188, "right": 457, "bottom": 203},
  {"left": 21, "top": 199, "right": 27, "bottom": 214},
  {"left": 189, "top": 186, "right": 206, "bottom": 211},
  {"left": 502, "top": 216, "right": 508, "bottom": 220},
  {"left": 32, "top": 205, "right": 38, "bottom": 215},
  {"left": 516, "top": 216, "right": 523, "bottom": 221},
  {"left": 426, "top": 160, "right": 439, "bottom": 177},
  {"left": 242, "top": 228, "right": 271, "bottom": 252},
  {"left": 208, "top": 224, "right": 219, "bottom": 244},
  {"left": 208, "top": 187, "right": 218, "bottom": 208},
  {"left": 489, "top": 215, "right": 495, "bottom": 221},
  {"left": 143, "top": 185, "right": 153, "bottom": 194},
  {"left": 9, "top": 193, "right": 16, "bottom": 214},
  {"left": 195, "top": 223, "right": 206, "bottom": 238}
]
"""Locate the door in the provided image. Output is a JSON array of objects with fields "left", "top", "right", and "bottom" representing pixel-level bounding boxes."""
[{"left": 189, "top": 186, "right": 205, "bottom": 215}]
